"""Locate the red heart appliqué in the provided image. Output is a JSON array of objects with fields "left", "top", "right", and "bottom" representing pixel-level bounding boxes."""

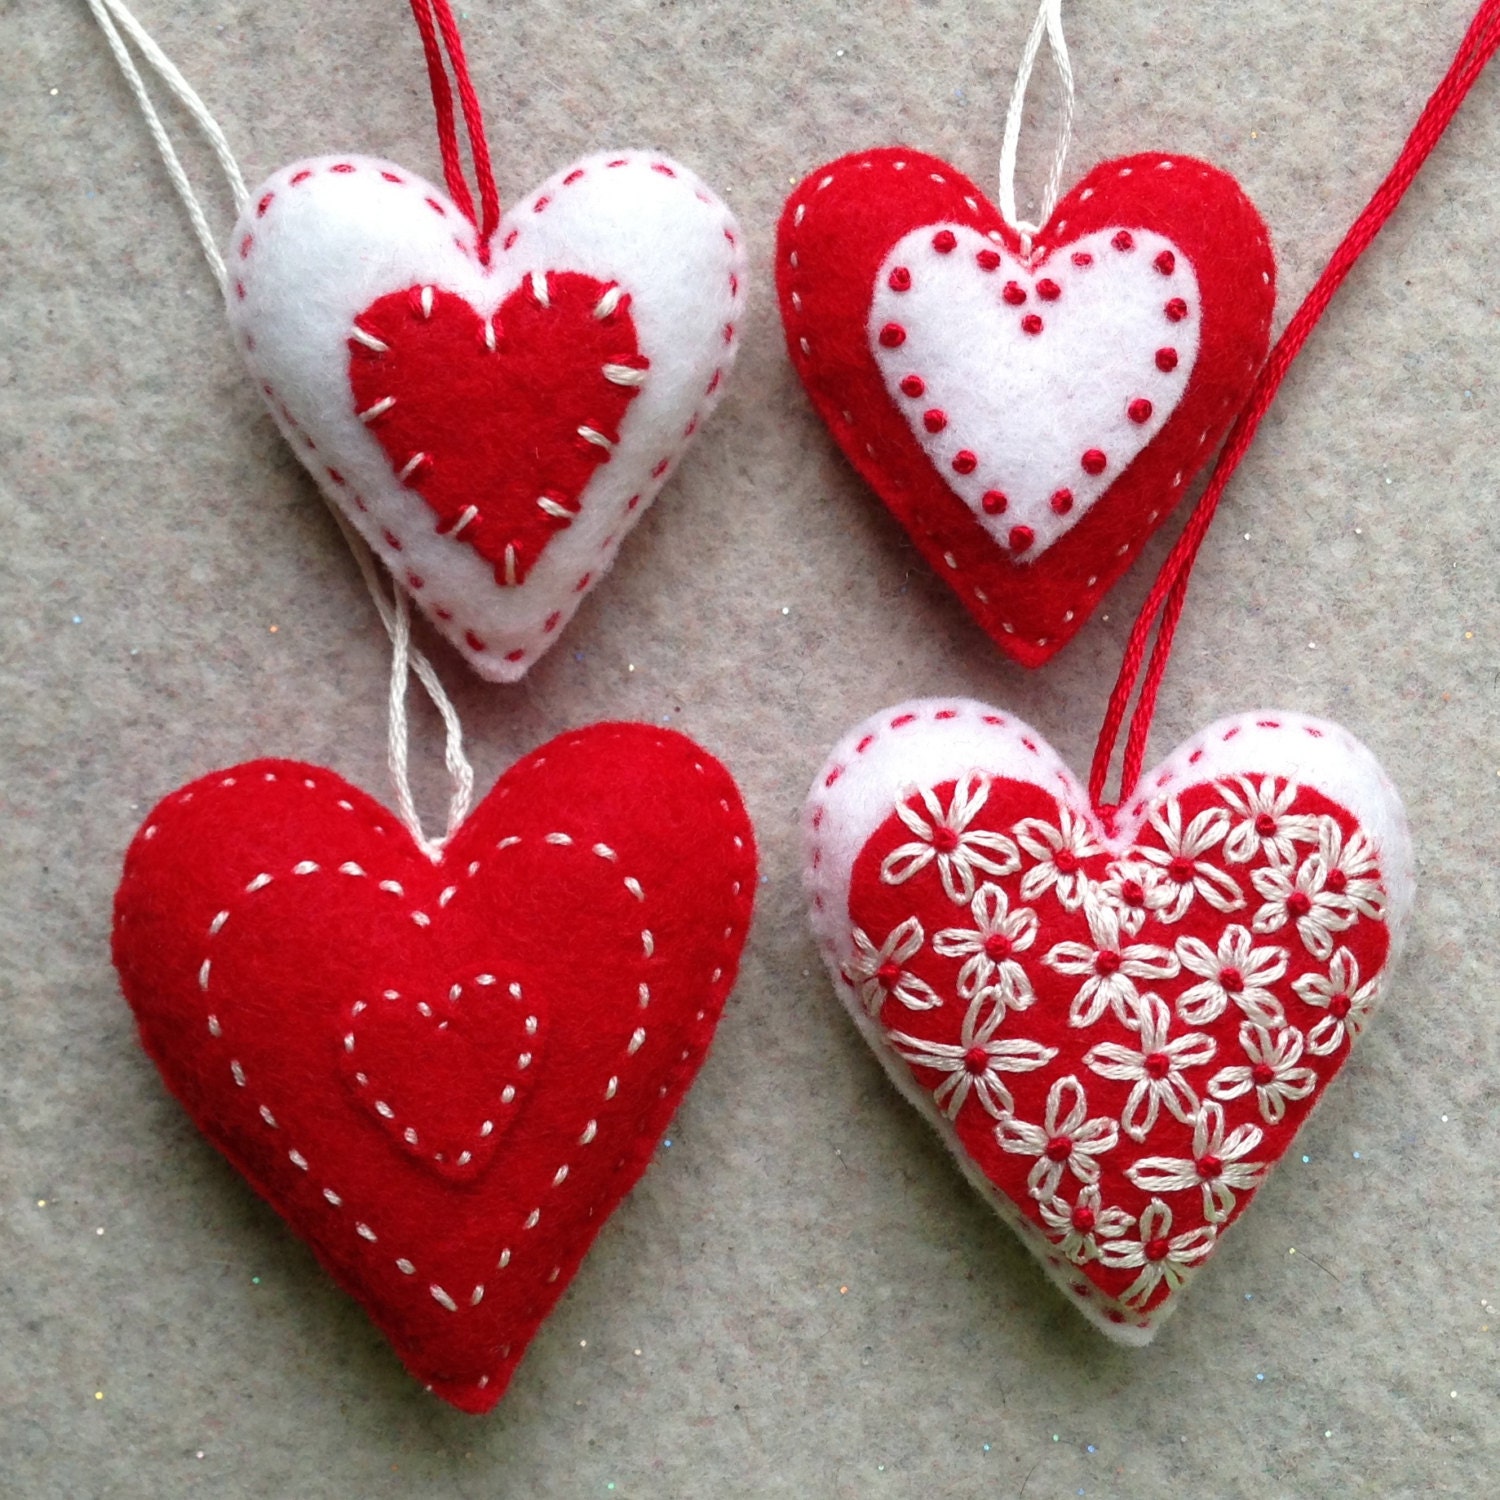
[
  {"left": 778, "top": 149, "right": 1276, "bottom": 667},
  {"left": 113, "top": 724, "right": 756, "bottom": 1410},
  {"left": 347, "top": 275, "right": 647, "bottom": 589},
  {"left": 805, "top": 701, "right": 1412, "bottom": 1341}
]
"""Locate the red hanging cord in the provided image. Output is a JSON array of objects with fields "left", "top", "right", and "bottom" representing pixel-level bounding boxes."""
[
  {"left": 1087, "top": 0, "right": 1500, "bottom": 817},
  {"left": 409, "top": 0, "right": 501, "bottom": 261}
]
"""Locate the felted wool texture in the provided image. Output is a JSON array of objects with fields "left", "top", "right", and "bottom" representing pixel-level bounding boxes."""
[
  {"left": 112, "top": 723, "right": 758, "bottom": 1413},
  {"left": 803, "top": 699, "right": 1412, "bottom": 1343},
  {"left": 778, "top": 148, "right": 1275, "bottom": 667},
  {"left": 228, "top": 151, "right": 746, "bottom": 681}
]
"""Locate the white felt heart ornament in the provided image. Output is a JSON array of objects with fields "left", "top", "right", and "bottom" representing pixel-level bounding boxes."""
[
  {"left": 227, "top": 151, "right": 745, "bottom": 680},
  {"left": 804, "top": 699, "right": 1412, "bottom": 1343}
]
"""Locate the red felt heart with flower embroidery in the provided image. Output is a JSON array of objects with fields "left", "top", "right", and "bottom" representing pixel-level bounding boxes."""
[
  {"left": 347, "top": 275, "right": 646, "bottom": 589},
  {"left": 113, "top": 723, "right": 756, "bottom": 1411},
  {"left": 805, "top": 701, "right": 1411, "bottom": 1341},
  {"left": 777, "top": 148, "right": 1276, "bottom": 667}
]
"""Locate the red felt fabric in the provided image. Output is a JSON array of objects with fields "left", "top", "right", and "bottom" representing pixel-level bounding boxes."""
[
  {"left": 347, "top": 275, "right": 643, "bottom": 586},
  {"left": 846, "top": 772, "right": 1390, "bottom": 1328},
  {"left": 777, "top": 148, "right": 1276, "bottom": 667},
  {"left": 112, "top": 724, "right": 756, "bottom": 1412}
]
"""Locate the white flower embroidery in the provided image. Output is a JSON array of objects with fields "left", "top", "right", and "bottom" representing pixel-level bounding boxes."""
[
  {"left": 1208, "top": 1022, "right": 1319, "bottom": 1124},
  {"left": 1043, "top": 895, "right": 1179, "bottom": 1029},
  {"left": 1136, "top": 800, "right": 1243, "bottom": 921},
  {"left": 842, "top": 917, "right": 941, "bottom": 1016},
  {"left": 1093, "top": 861, "right": 1175, "bottom": 937},
  {"left": 1313, "top": 817, "right": 1386, "bottom": 922},
  {"left": 1038, "top": 1183, "right": 1135, "bottom": 1265},
  {"left": 1250, "top": 850, "right": 1356, "bottom": 962},
  {"left": 995, "top": 1076, "right": 1120, "bottom": 1201},
  {"left": 1293, "top": 947, "right": 1381, "bottom": 1056},
  {"left": 1014, "top": 808, "right": 1102, "bottom": 911},
  {"left": 1217, "top": 775, "right": 1320, "bottom": 866},
  {"left": 880, "top": 774, "right": 1021, "bottom": 904},
  {"left": 1084, "top": 994, "right": 1215, "bottom": 1141},
  {"left": 931, "top": 883, "right": 1039, "bottom": 1012},
  {"left": 1173, "top": 925, "right": 1288, "bottom": 1027},
  {"left": 1098, "top": 1197, "right": 1217, "bottom": 1308},
  {"left": 1126, "top": 1101, "right": 1267, "bottom": 1223},
  {"left": 887, "top": 994, "right": 1056, "bottom": 1120}
]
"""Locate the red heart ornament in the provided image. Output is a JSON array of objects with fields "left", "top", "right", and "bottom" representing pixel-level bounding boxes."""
[
  {"left": 777, "top": 149, "right": 1275, "bottom": 666},
  {"left": 804, "top": 700, "right": 1411, "bottom": 1341},
  {"left": 113, "top": 724, "right": 756, "bottom": 1410},
  {"left": 229, "top": 152, "right": 744, "bottom": 680}
]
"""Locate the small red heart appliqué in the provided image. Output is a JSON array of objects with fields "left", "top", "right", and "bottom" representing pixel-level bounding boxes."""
[
  {"left": 113, "top": 724, "right": 756, "bottom": 1410},
  {"left": 778, "top": 149, "right": 1275, "bottom": 666},
  {"left": 804, "top": 700, "right": 1412, "bottom": 1341}
]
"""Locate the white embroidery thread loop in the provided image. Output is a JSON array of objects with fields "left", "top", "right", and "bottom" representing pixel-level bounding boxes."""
[{"left": 998, "top": 0, "right": 1076, "bottom": 250}]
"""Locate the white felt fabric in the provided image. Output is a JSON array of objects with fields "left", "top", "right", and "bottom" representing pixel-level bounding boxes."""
[
  {"left": 226, "top": 151, "right": 745, "bottom": 681},
  {"left": 802, "top": 698, "right": 1414, "bottom": 1343},
  {"left": 869, "top": 226, "right": 1200, "bottom": 558}
]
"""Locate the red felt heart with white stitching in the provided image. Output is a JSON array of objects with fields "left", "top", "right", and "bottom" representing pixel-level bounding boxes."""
[
  {"left": 804, "top": 701, "right": 1412, "bottom": 1342},
  {"left": 229, "top": 151, "right": 744, "bottom": 682},
  {"left": 777, "top": 149, "right": 1275, "bottom": 667},
  {"left": 114, "top": 724, "right": 756, "bottom": 1411}
]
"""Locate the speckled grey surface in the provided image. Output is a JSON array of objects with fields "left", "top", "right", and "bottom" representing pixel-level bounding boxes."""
[{"left": 2, "top": 1, "right": 1498, "bottom": 1495}]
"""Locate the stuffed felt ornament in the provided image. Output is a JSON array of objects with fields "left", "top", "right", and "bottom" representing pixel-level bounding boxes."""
[
  {"left": 88, "top": 0, "right": 757, "bottom": 1410},
  {"left": 802, "top": 0, "right": 1500, "bottom": 1342},
  {"left": 776, "top": 0, "right": 1275, "bottom": 667}
]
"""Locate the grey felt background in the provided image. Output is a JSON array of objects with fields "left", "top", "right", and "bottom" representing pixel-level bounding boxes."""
[{"left": 2, "top": 1, "right": 1498, "bottom": 1494}]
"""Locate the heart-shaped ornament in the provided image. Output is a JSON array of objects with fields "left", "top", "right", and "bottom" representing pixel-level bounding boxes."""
[
  {"left": 777, "top": 149, "right": 1275, "bottom": 666},
  {"left": 228, "top": 151, "right": 745, "bottom": 680},
  {"left": 114, "top": 724, "right": 756, "bottom": 1410},
  {"left": 804, "top": 700, "right": 1411, "bottom": 1341}
]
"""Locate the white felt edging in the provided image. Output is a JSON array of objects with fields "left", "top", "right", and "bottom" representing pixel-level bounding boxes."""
[
  {"left": 226, "top": 151, "right": 745, "bottom": 681},
  {"left": 802, "top": 697, "right": 1413, "bottom": 1344}
]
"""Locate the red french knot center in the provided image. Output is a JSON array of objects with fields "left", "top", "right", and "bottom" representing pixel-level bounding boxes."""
[
  {"left": 1145, "top": 1236, "right": 1172, "bottom": 1262},
  {"left": 1071, "top": 1205, "right": 1097, "bottom": 1233},
  {"left": 1054, "top": 848, "right": 1080, "bottom": 875},
  {"left": 1128, "top": 397, "right": 1153, "bottom": 424},
  {"left": 1154, "top": 249, "right": 1177, "bottom": 275},
  {"left": 1050, "top": 488, "right": 1074, "bottom": 515},
  {"left": 1044, "top": 1135, "right": 1074, "bottom": 1164},
  {"left": 1081, "top": 449, "right": 1107, "bottom": 476},
  {"left": 1009, "top": 525, "right": 1035, "bottom": 553},
  {"left": 1112, "top": 230, "right": 1135, "bottom": 252},
  {"left": 963, "top": 1046, "right": 991, "bottom": 1076},
  {"left": 1196, "top": 1154, "right": 1224, "bottom": 1180},
  {"left": 976, "top": 248, "right": 1001, "bottom": 272},
  {"left": 982, "top": 489, "right": 1008, "bottom": 515},
  {"left": 1002, "top": 281, "right": 1028, "bottom": 306},
  {"left": 1218, "top": 966, "right": 1245, "bottom": 994},
  {"left": 1036, "top": 278, "right": 1061, "bottom": 302},
  {"left": 1251, "top": 1062, "right": 1277, "bottom": 1086},
  {"left": 1094, "top": 950, "right": 1123, "bottom": 976},
  {"left": 931, "top": 825, "right": 961, "bottom": 854},
  {"left": 1120, "top": 880, "right": 1146, "bottom": 908},
  {"left": 984, "top": 933, "right": 1014, "bottom": 961},
  {"left": 1287, "top": 891, "right": 1313, "bottom": 917},
  {"left": 346, "top": 274, "right": 643, "bottom": 588},
  {"left": 888, "top": 266, "right": 912, "bottom": 291},
  {"left": 1156, "top": 347, "right": 1179, "bottom": 373},
  {"left": 1021, "top": 313, "right": 1044, "bottom": 336},
  {"left": 923, "top": 408, "right": 948, "bottom": 434},
  {"left": 1330, "top": 993, "right": 1352, "bottom": 1019},
  {"left": 876, "top": 962, "right": 903, "bottom": 987},
  {"left": 952, "top": 450, "right": 978, "bottom": 475},
  {"left": 1165, "top": 297, "right": 1189, "bottom": 322},
  {"left": 1144, "top": 1051, "right": 1171, "bottom": 1080},
  {"left": 879, "top": 322, "right": 907, "bottom": 348},
  {"left": 900, "top": 374, "right": 926, "bottom": 398},
  {"left": 1254, "top": 812, "right": 1279, "bottom": 836},
  {"left": 932, "top": 229, "right": 958, "bottom": 253},
  {"left": 1326, "top": 869, "right": 1348, "bottom": 894},
  {"left": 1168, "top": 855, "right": 1197, "bottom": 883}
]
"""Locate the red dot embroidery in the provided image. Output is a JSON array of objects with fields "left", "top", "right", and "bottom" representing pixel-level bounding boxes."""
[
  {"left": 952, "top": 450, "right": 977, "bottom": 475},
  {"left": 931, "top": 825, "right": 960, "bottom": 853},
  {"left": 1165, "top": 297, "right": 1189, "bottom": 322},
  {"left": 932, "top": 229, "right": 958, "bottom": 253},
  {"left": 330, "top": 163, "right": 355, "bottom": 174},
  {"left": 1154, "top": 250, "right": 1177, "bottom": 275},
  {"left": 981, "top": 490, "right": 1008, "bottom": 515},
  {"left": 962, "top": 1045, "right": 990, "bottom": 1075},
  {"left": 984, "top": 933, "right": 1013, "bottom": 961},
  {"left": 256, "top": 192, "right": 274, "bottom": 218},
  {"left": 563, "top": 169, "right": 585, "bottom": 186},
  {"left": 1050, "top": 488, "right": 1074, "bottom": 515},
  {"left": 923, "top": 409, "right": 948, "bottom": 434},
  {"left": 1002, "top": 282, "right": 1028, "bottom": 306},
  {"left": 1112, "top": 230, "right": 1135, "bottom": 252},
  {"left": 1009, "top": 525, "right": 1034, "bottom": 553},
  {"left": 879, "top": 323, "right": 907, "bottom": 348},
  {"left": 1156, "top": 347, "right": 1180, "bottom": 373},
  {"left": 1044, "top": 1135, "right": 1073, "bottom": 1164},
  {"left": 1287, "top": 891, "right": 1312, "bottom": 918},
  {"left": 1128, "top": 398, "right": 1154, "bottom": 424},
  {"left": 290, "top": 169, "right": 313, "bottom": 185},
  {"left": 1036, "top": 279, "right": 1061, "bottom": 302},
  {"left": 504, "top": 648, "right": 526, "bottom": 663},
  {"left": 1251, "top": 1062, "right": 1276, "bottom": 1086},
  {"left": 889, "top": 266, "right": 912, "bottom": 292},
  {"left": 1143, "top": 1051, "right": 1171, "bottom": 1081},
  {"left": 464, "top": 631, "right": 487, "bottom": 652},
  {"left": 380, "top": 171, "right": 403, "bottom": 184},
  {"left": 976, "top": 249, "right": 1001, "bottom": 272},
  {"left": 899, "top": 374, "right": 926, "bottom": 398},
  {"left": 1021, "top": 313, "right": 1044, "bottom": 336},
  {"left": 1082, "top": 449, "right": 1108, "bottom": 476},
  {"left": 1071, "top": 251, "right": 1094, "bottom": 268}
]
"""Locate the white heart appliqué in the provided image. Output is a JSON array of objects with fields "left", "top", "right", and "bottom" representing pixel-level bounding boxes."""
[{"left": 869, "top": 225, "right": 1201, "bottom": 559}]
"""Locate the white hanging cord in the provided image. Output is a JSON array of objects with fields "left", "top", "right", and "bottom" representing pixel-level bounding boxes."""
[
  {"left": 998, "top": 0, "right": 1076, "bottom": 250},
  {"left": 87, "top": 0, "right": 474, "bottom": 856}
]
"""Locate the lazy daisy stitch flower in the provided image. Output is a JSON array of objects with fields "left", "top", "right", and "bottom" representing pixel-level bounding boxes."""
[
  {"left": 995, "top": 1075, "right": 1119, "bottom": 1201},
  {"left": 1173, "top": 925, "right": 1287, "bottom": 1028},
  {"left": 1125, "top": 1101, "right": 1267, "bottom": 1223},
  {"left": 1083, "top": 994, "right": 1215, "bottom": 1141},
  {"left": 932, "top": 882, "right": 1039, "bottom": 1010},
  {"left": 1208, "top": 1022, "right": 1318, "bottom": 1124},
  {"left": 1043, "top": 894, "right": 1179, "bottom": 1029},
  {"left": 843, "top": 916, "right": 941, "bottom": 1016},
  {"left": 880, "top": 774, "right": 1021, "bottom": 904}
]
